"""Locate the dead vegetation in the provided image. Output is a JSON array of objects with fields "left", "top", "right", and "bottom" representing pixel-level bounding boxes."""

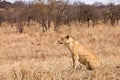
[
  {"left": 0, "top": 0, "right": 120, "bottom": 33},
  {"left": 0, "top": 22, "right": 120, "bottom": 80}
]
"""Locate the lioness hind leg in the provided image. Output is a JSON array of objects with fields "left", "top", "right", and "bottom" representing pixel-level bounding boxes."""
[{"left": 87, "top": 61, "right": 94, "bottom": 70}]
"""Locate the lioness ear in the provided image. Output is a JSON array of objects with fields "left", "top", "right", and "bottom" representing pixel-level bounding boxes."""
[{"left": 66, "top": 35, "right": 69, "bottom": 39}]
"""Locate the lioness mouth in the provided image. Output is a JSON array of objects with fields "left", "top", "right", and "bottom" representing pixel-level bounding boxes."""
[{"left": 58, "top": 41, "right": 63, "bottom": 44}]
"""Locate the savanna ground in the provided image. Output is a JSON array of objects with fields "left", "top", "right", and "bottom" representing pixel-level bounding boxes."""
[{"left": 0, "top": 22, "right": 120, "bottom": 80}]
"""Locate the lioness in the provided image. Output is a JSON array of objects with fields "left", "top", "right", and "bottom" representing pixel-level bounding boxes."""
[{"left": 58, "top": 35, "right": 100, "bottom": 70}]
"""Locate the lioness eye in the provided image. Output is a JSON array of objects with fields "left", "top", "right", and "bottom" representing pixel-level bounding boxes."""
[{"left": 66, "top": 36, "right": 69, "bottom": 39}]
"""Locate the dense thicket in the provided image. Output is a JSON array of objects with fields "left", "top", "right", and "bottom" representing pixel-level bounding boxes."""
[{"left": 0, "top": 0, "right": 120, "bottom": 33}]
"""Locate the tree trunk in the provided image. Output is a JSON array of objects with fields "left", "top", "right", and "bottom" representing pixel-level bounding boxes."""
[
  {"left": 87, "top": 20, "right": 90, "bottom": 28},
  {"left": 117, "top": 19, "right": 119, "bottom": 25},
  {"left": 92, "top": 20, "right": 95, "bottom": 27},
  {"left": 16, "top": 22, "right": 23, "bottom": 33}
]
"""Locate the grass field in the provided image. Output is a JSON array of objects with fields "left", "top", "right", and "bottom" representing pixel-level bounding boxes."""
[{"left": 0, "top": 22, "right": 120, "bottom": 80}]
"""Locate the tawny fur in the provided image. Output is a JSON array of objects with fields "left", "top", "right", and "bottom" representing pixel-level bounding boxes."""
[{"left": 58, "top": 35, "right": 100, "bottom": 70}]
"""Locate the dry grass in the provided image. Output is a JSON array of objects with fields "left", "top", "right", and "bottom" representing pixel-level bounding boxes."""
[{"left": 0, "top": 22, "right": 120, "bottom": 80}]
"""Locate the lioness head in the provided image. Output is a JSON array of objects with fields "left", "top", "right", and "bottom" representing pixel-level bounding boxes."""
[{"left": 58, "top": 35, "right": 72, "bottom": 44}]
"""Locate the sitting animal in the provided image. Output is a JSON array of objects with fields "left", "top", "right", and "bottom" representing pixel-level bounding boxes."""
[{"left": 58, "top": 35, "right": 100, "bottom": 70}]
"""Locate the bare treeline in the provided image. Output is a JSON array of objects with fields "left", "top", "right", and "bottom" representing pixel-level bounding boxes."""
[{"left": 0, "top": 0, "right": 120, "bottom": 33}]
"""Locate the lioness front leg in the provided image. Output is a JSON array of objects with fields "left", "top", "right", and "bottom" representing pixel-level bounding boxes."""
[{"left": 72, "top": 56, "right": 79, "bottom": 70}]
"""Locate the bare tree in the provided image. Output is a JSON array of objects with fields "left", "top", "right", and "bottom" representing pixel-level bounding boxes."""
[
  {"left": 91, "top": 6, "right": 101, "bottom": 27},
  {"left": 108, "top": 4, "right": 120, "bottom": 26},
  {"left": 31, "top": 2, "right": 48, "bottom": 32},
  {"left": 79, "top": 5, "right": 92, "bottom": 27},
  {"left": 12, "top": 1, "right": 27, "bottom": 33},
  {"left": 51, "top": 0, "right": 67, "bottom": 31}
]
